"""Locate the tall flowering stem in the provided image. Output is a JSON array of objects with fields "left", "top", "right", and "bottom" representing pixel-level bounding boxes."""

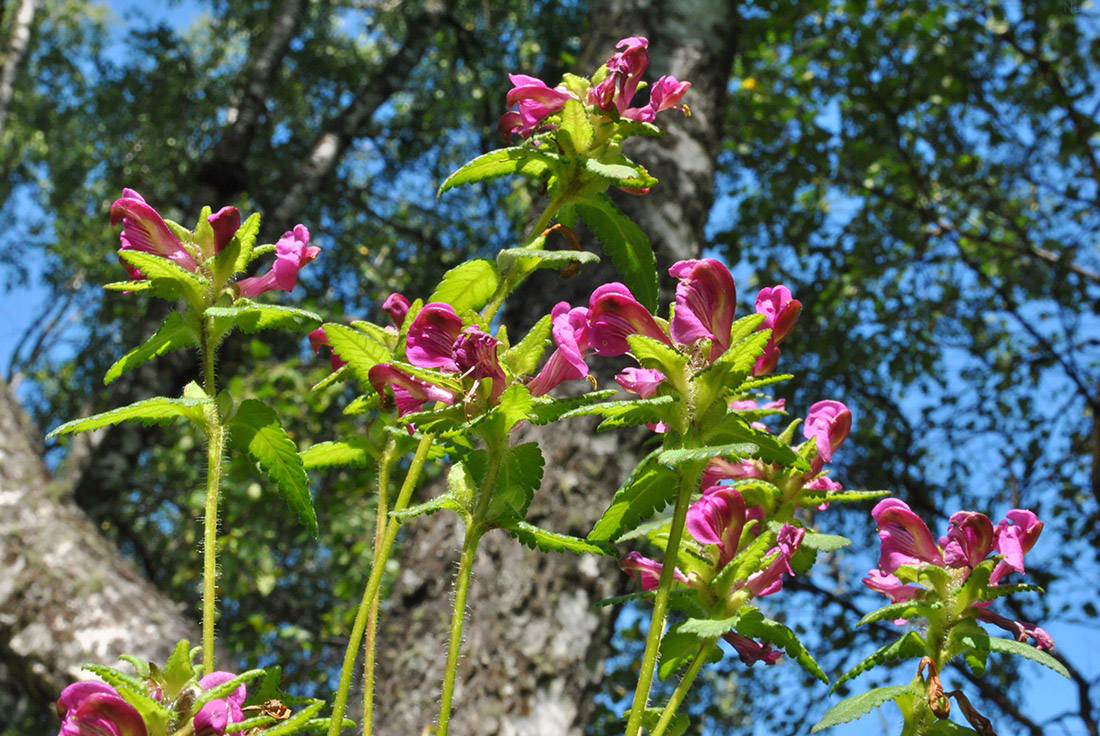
[
  {"left": 362, "top": 435, "right": 398, "bottom": 735},
  {"left": 652, "top": 636, "right": 720, "bottom": 736},
  {"left": 328, "top": 433, "right": 436, "bottom": 736},
  {"left": 200, "top": 308, "right": 226, "bottom": 675},
  {"left": 625, "top": 459, "right": 706, "bottom": 736}
]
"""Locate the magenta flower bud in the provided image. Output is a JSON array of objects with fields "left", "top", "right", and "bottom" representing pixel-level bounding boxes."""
[
  {"left": 940, "top": 511, "right": 996, "bottom": 570},
  {"left": 586, "top": 74, "right": 618, "bottom": 110},
  {"left": 206, "top": 206, "right": 241, "bottom": 257},
  {"left": 648, "top": 75, "right": 691, "bottom": 113},
  {"left": 606, "top": 37, "right": 649, "bottom": 111},
  {"left": 452, "top": 326, "right": 506, "bottom": 400},
  {"left": 382, "top": 292, "right": 411, "bottom": 328},
  {"left": 587, "top": 282, "right": 671, "bottom": 356},
  {"left": 753, "top": 341, "right": 780, "bottom": 377},
  {"left": 368, "top": 364, "right": 457, "bottom": 416},
  {"left": 722, "top": 632, "right": 782, "bottom": 666},
  {"left": 728, "top": 398, "right": 786, "bottom": 412},
  {"left": 991, "top": 509, "right": 1044, "bottom": 584},
  {"left": 700, "top": 457, "right": 764, "bottom": 488},
  {"left": 803, "top": 400, "right": 851, "bottom": 464},
  {"left": 528, "top": 303, "right": 590, "bottom": 396},
  {"left": 615, "top": 367, "right": 666, "bottom": 398},
  {"left": 668, "top": 259, "right": 737, "bottom": 359},
  {"left": 862, "top": 568, "right": 922, "bottom": 604},
  {"left": 111, "top": 188, "right": 199, "bottom": 275},
  {"left": 755, "top": 285, "right": 801, "bottom": 345},
  {"left": 619, "top": 550, "right": 688, "bottom": 591},
  {"left": 687, "top": 485, "right": 748, "bottom": 567},
  {"left": 236, "top": 225, "right": 319, "bottom": 297},
  {"left": 872, "top": 498, "right": 945, "bottom": 572},
  {"left": 976, "top": 608, "right": 1054, "bottom": 650},
  {"left": 498, "top": 74, "right": 573, "bottom": 140},
  {"left": 308, "top": 327, "right": 346, "bottom": 372},
  {"left": 57, "top": 681, "right": 148, "bottom": 736},
  {"left": 745, "top": 524, "right": 804, "bottom": 597},
  {"left": 193, "top": 671, "right": 246, "bottom": 736},
  {"left": 803, "top": 475, "right": 842, "bottom": 492},
  {"left": 405, "top": 302, "right": 463, "bottom": 370}
]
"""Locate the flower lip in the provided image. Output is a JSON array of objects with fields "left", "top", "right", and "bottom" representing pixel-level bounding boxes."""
[
  {"left": 668, "top": 259, "right": 737, "bottom": 360},
  {"left": 587, "top": 282, "right": 670, "bottom": 356},
  {"left": 111, "top": 189, "right": 199, "bottom": 274},
  {"left": 871, "top": 498, "right": 945, "bottom": 572}
]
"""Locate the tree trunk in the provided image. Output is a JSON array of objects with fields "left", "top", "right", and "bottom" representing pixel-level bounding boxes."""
[
  {"left": 0, "top": 377, "right": 204, "bottom": 713},
  {"left": 373, "top": 3, "right": 738, "bottom": 733}
]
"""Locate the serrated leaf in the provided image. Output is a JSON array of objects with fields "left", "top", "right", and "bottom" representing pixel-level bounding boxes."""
[
  {"left": 638, "top": 707, "right": 690, "bottom": 736},
  {"left": 976, "top": 582, "right": 1044, "bottom": 601},
  {"left": 104, "top": 280, "right": 153, "bottom": 292},
  {"left": 390, "top": 492, "right": 466, "bottom": 520},
  {"left": 713, "top": 532, "right": 777, "bottom": 591},
  {"left": 428, "top": 259, "right": 500, "bottom": 313},
  {"left": 702, "top": 415, "right": 810, "bottom": 470},
  {"left": 118, "top": 250, "right": 207, "bottom": 307},
  {"left": 323, "top": 323, "right": 392, "bottom": 387},
  {"left": 82, "top": 663, "right": 150, "bottom": 696},
  {"left": 349, "top": 319, "right": 398, "bottom": 350},
  {"left": 626, "top": 334, "right": 688, "bottom": 387},
  {"left": 589, "top": 451, "right": 678, "bottom": 541},
  {"left": 226, "top": 700, "right": 324, "bottom": 736},
  {"left": 117, "top": 654, "right": 151, "bottom": 679},
  {"left": 193, "top": 670, "right": 266, "bottom": 710},
  {"left": 230, "top": 400, "right": 316, "bottom": 537},
  {"left": 692, "top": 331, "right": 771, "bottom": 412},
  {"left": 584, "top": 157, "right": 657, "bottom": 189},
  {"left": 300, "top": 439, "right": 378, "bottom": 470},
  {"left": 83, "top": 664, "right": 172, "bottom": 735},
  {"left": 801, "top": 531, "right": 851, "bottom": 552},
  {"left": 658, "top": 627, "right": 723, "bottom": 680},
  {"left": 859, "top": 600, "right": 941, "bottom": 627},
  {"left": 528, "top": 389, "right": 619, "bottom": 425},
  {"left": 596, "top": 395, "right": 678, "bottom": 431},
  {"left": 811, "top": 685, "right": 917, "bottom": 732},
  {"left": 503, "top": 314, "right": 552, "bottom": 377},
  {"left": 483, "top": 442, "right": 544, "bottom": 522},
  {"left": 47, "top": 395, "right": 209, "bottom": 438},
  {"left": 161, "top": 639, "right": 194, "bottom": 700},
  {"left": 679, "top": 616, "right": 739, "bottom": 639},
  {"left": 438, "top": 147, "right": 555, "bottom": 195},
  {"left": 312, "top": 364, "right": 349, "bottom": 392},
  {"left": 575, "top": 193, "right": 658, "bottom": 311},
  {"left": 207, "top": 301, "right": 322, "bottom": 336},
  {"left": 230, "top": 212, "right": 261, "bottom": 273},
  {"left": 734, "top": 608, "right": 828, "bottom": 683},
  {"left": 504, "top": 520, "right": 614, "bottom": 555},
  {"left": 799, "top": 489, "right": 892, "bottom": 506},
  {"left": 986, "top": 636, "right": 1069, "bottom": 677},
  {"left": 833, "top": 631, "right": 928, "bottom": 690},
  {"left": 104, "top": 312, "right": 199, "bottom": 384},
  {"left": 343, "top": 393, "right": 379, "bottom": 415},
  {"left": 497, "top": 247, "right": 599, "bottom": 274},
  {"left": 557, "top": 99, "right": 594, "bottom": 155}
]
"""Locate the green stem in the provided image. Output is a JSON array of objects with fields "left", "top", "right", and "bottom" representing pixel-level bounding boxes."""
[
  {"left": 199, "top": 317, "right": 223, "bottom": 676},
  {"left": 435, "top": 521, "right": 482, "bottom": 736},
  {"left": 651, "top": 637, "right": 718, "bottom": 736},
  {"left": 625, "top": 464, "right": 702, "bottom": 736},
  {"left": 362, "top": 436, "right": 397, "bottom": 736},
  {"left": 327, "top": 432, "right": 435, "bottom": 736}
]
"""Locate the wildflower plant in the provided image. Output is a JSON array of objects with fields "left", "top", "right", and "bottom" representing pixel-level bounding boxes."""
[{"left": 44, "top": 35, "right": 1064, "bottom": 736}]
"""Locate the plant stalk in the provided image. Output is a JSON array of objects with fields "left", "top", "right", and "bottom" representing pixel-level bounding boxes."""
[
  {"left": 362, "top": 435, "right": 397, "bottom": 735},
  {"left": 327, "top": 432, "right": 435, "bottom": 736},
  {"left": 435, "top": 521, "right": 482, "bottom": 736},
  {"left": 199, "top": 318, "right": 223, "bottom": 675},
  {"left": 651, "top": 637, "right": 718, "bottom": 736}
]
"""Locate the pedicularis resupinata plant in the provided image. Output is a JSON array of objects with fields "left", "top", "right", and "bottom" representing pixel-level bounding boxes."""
[{"left": 48, "top": 37, "right": 1067, "bottom": 736}]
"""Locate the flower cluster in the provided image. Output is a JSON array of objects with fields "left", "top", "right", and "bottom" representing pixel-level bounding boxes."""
[
  {"left": 497, "top": 36, "right": 690, "bottom": 141},
  {"left": 110, "top": 189, "right": 318, "bottom": 297},
  {"left": 864, "top": 499, "right": 1052, "bottom": 649}
]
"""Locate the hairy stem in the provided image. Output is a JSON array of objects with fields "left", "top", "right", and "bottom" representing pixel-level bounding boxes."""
[
  {"left": 362, "top": 435, "right": 397, "bottom": 735},
  {"left": 625, "top": 464, "right": 701, "bottom": 736},
  {"left": 199, "top": 317, "right": 224, "bottom": 675},
  {"left": 328, "top": 432, "right": 435, "bottom": 736},
  {"left": 435, "top": 521, "right": 483, "bottom": 736},
  {"left": 652, "top": 637, "right": 718, "bottom": 736}
]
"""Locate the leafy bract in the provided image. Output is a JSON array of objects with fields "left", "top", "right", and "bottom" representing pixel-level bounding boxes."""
[
  {"left": 811, "top": 685, "right": 917, "bottom": 732},
  {"left": 504, "top": 520, "right": 614, "bottom": 555},
  {"left": 117, "top": 250, "right": 208, "bottom": 307},
  {"left": 428, "top": 259, "right": 500, "bottom": 313},
  {"left": 574, "top": 193, "right": 658, "bottom": 311},
  {"left": 658, "top": 627, "right": 723, "bottom": 680},
  {"left": 207, "top": 301, "right": 322, "bottom": 337},
  {"left": 230, "top": 399, "right": 316, "bottom": 537},
  {"left": 832, "top": 631, "right": 928, "bottom": 690},
  {"left": 858, "top": 600, "right": 942, "bottom": 627},
  {"left": 734, "top": 607, "right": 828, "bottom": 683},
  {"left": 986, "top": 635, "right": 1070, "bottom": 677},
  {"left": 528, "top": 390, "right": 619, "bottom": 425},
  {"left": 589, "top": 451, "right": 678, "bottom": 542},
  {"left": 502, "top": 313, "right": 552, "bottom": 377},
  {"left": 104, "top": 312, "right": 199, "bottom": 384},
  {"left": 322, "top": 323, "right": 391, "bottom": 387},
  {"left": 46, "top": 395, "right": 210, "bottom": 438},
  {"left": 438, "top": 147, "right": 555, "bottom": 195},
  {"left": 300, "top": 438, "right": 378, "bottom": 470}
]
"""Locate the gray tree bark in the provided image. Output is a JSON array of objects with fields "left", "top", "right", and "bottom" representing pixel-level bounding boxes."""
[
  {"left": 373, "top": 3, "right": 738, "bottom": 733},
  {"left": 0, "top": 377, "right": 205, "bottom": 711}
]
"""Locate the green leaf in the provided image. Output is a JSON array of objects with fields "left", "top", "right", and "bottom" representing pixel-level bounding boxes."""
[
  {"left": 161, "top": 639, "right": 194, "bottom": 701},
  {"left": 483, "top": 442, "right": 544, "bottom": 522},
  {"left": 428, "top": 259, "right": 500, "bottom": 313},
  {"left": 833, "top": 631, "right": 928, "bottom": 691},
  {"left": 438, "top": 147, "right": 555, "bottom": 195},
  {"left": 679, "top": 616, "right": 739, "bottom": 639},
  {"left": 47, "top": 395, "right": 209, "bottom": 438},
  {"left": 230, "top": 212, "right": 261, "bottom": 273},
  {"left": 976, "top": 582, "right": 1044, "bottom": 602},
  {"left": 104, "top": 312, "right": 199, "bottom": 384},
  {"left": 596, "top": 395, "right": 678, "bottom": 431},
  {"left": 226, "top": 700, "right": 324, "bottom": 736},
  {"left": 801, "top": 531, "right": 852, "bottom": 552},
  {"left": 658, "top": 627, "right": 723, "bottom": 679},
  {"left": 574, "top": 193, "right": 658, "bottom": 311},
  {"left": 390, "top": 492, "right": 466, "bottom": 520},
  {"left": 986, "top": 636, "right": 1070, "bottom": 677},
  {"left": 638, "top": 708, "right": 690, "bottom": 736},
  {"left": 117, "top": 250, "right": 208, "bottom": 307},
  {"left": 323, "top": 323, "right": 392, "bottom": 388},
  {"left": 799, "top": 489, "right": 892, "bottom": 506},
  {"left": 589, "top": 451, "right": 678, "bottom": 541},
  {"left": 811, "top": 686, "right": 917, "bottom": 732},
  {"left": 528, "top": 390, "right": 619, "bottom": 425},
  {"left": 504, "top": 520, "right": 615, "bottom": 555},
  {"left": 692, "top": 330, "right": 771, "bottom": 412},
  {"left": 584, "top": 157, "right": 657, "bottom": 189},
  {"left": 497, "top": 247, "right": 599, "bottom": 274},
  {"left": 557, "top": 99, "right": 594, "bottom": 155},
  {"left": 734, "top": 607, "right": 828, "bottom": 683},
  {"left": 712, "top": 532, "right": 777, "bottom": 591},
  {"left": 117, "top": 655, "right": 151, "bottom": 679},
  {"left": 703, "top": 415, "right": 810, "bottom": 470},
  {"left": 207, "top": 301, "right": 322, "bottom": 336},
  {"left": 502, "top": 313, "right": 552, "bottom": 377},
  {"left": 230, "top": 400, "right": 316, "bottom": 537},
  {"left": 300, "top": 438, "right": 378, "bottom": 470},
  {"left": 82, "top": 663, "right": 149, "bottom": 697},
  {"left": 626, "top": 334, "right": 689, "bottom": 388},
  {"left": 859, "top": 600, "right": 942, "bottom": 627},
  {"left": 104, "top": 280, "right": 153, "bottom": 292},
  {"left": 193, "top": 670, "right": 266, "bottom": 710},
  {"left": 83, "top": 664, "right": 172, "bottom": 735},
  {"left": 349, "top": 319, "right": 398, "bottom": 350}
]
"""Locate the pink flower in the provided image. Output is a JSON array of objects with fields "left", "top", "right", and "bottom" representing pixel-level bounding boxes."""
[
  {"left": 406, "top": 303, "right": 464, "bottom": 370},
  {"left": 614, "top": 367, "right": 666, "bottom": 398},
  {"left": 452, "top": 326, "right": 507, "bottom": 400},
  {"left": 605, "top": 37, "right": 649, "bottom": 114},
  {"left": 723, "top": 632, "right": 782, "bottom": 666},
  {"left": 803, "top": 400, "right": 852, "bottom": 468},
  {"left": 700, "top": 457, "right": 764, "bottom": 488},
  {"left": 862, "top": 568, "right": 922, "bottom": 604},
  {"left": 668, "top": 259, "right": 737, "bottom": 360},
  {"left": 686, "top": 485, "right": 748, "bottom": 567},
  {"left": 975, "top": 608, "right": 1054, "bottom": 650},
  {"left": 803, "top": 475, "right": 842, "bottom": 492},
  {"left": 752, "top": 342, "right": 781, "bottom": 377},
  {"left": 368, "top": 364, "right": 457, "bottom": 416},
  {"left": 528, "top": 303, "right": 591, "bottom": 396},
  {"left": 940, "top": 511, "right": 996, "bottom": 571},
  {"left": 111, "top": 188, "right": 199, "bottom": 277},
  {"left": 728, "top": 398, "right": 786, "bottom": 412},
  {"left": 206, "top": 206, "right": 241, "bottom": 257},
  {"left": 647, "top": 75, "right": 691, "bottom": 114},
  {"left": 620, "top": 550, "right": 688, "bottom": 591},
  {"left": 382, "top": 292, "right": 410, "bottom": 328},
  {"left": 587, "top": 282, "right": 671, "bottom": 356},
  {"left": 57, "top": 681, "right": 148, "bottom": 736},
  {"left": 498, "top": 74, "right": 574, "bottom": 140},
  {"left": 745, "top": 524, "right": 805, "bottom": 597},
  {"left": 871, "top": 498, "right": 945, "bottom": 572},
  {"left": 308, "top": 327, "right": 346, "bottom": 372},
  {"left": 755, "top": 285, "right": 801, "bottom": 345},
  {"left": 236, "top": 225, "right": 318, "bottom": 297},
  {"left": 193, "top": 671, "right": 246, "bottom": 736},
  {"left": 991, "top": 509, "right": 1044, "bottom": 584}
]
